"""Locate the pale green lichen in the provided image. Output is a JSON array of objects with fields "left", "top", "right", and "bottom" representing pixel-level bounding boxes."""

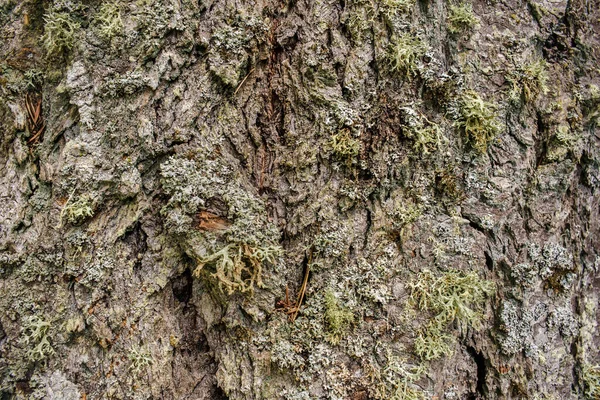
[
  {"left": 324, "top": 291, "right": 354, "bottom": 345},
  {"left": 387, "top": 33, "right": 429, "bottom": 79},
  {"left": 454, "top": 90, "right": 500, "bottom": 153},
  {"left": 582, "top": 363, "right": 600, "bottom": 399},
  {"left": 447, "top": 3, "right": 479, "bottom": 34},
  {"left": 58, "top": 192, "right": 94, "bottom": 227},
  {"left": 41, "top": 11, "right": 80, "bottom": 57},
  {"left": 128, "top": 345, "right": 154, "bottom": 374},
  {"left": 366, "top": 350, "right": 427, "bottom": 400},
  {"left": 506, "top": 59, "right": 549, "bottom": 103},
  {"left": 409, "top": 270, "right": 495, "bottom": 360},
  {"left": 95, "top": 2, "right": 123, "bottom": 41},
  {"left": 21, "top": 315, "right": 55, "bottom": 362},
  {"left": 193, "top": 243, "right": 282, "bottom": 295}
]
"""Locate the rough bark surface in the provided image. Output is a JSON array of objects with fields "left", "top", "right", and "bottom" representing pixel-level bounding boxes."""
[{"left": 0, "top": 0, "right": 599, "bottom": 398}]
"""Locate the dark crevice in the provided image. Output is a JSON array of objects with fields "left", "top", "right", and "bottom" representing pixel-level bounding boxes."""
[
  {"left": 213, "top": 385, "right": 229, "bottom": 400},
  {"left": 172, "top": 268, "right": 193, "bottom": 304},
  {"left": 484, "top": 251, "right": 494, "bottom": 271},
  {"left": 466, "top": 345, "right": 487, "bottom": 397}
]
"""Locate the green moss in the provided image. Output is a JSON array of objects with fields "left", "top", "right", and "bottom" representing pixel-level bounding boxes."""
[
  {"left": 192, "top": 243, "right": 282, "bottom": 295},
  {"left": 324, "top": 291, "right": 354, "bottom": 345},
  {"left": 95, "top": 2, "right": 123, "bottom": 41},
  {"left": 41, "top": 11, "right": 80, "bottom": 57},
  {"left": 387, "top": 33, "right": 429, "bottom": 79},
  {"left": 21, "top": 315, "right": 54, "bottom": 362},
  {"left": 447, "top": 3, "right": 479, "bottom": 34},
  {"left": 454, "top": 90, "right": 500, "bottom": 153},
  {"left": 409, "top": 270, "right": 495, "bottom": 360},
  {"left": 507, "top": 59, "right": 549, "bottom": 103}
]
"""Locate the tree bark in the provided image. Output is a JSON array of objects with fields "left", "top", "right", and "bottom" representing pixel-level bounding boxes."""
[{"left": 0, "top": 0, "right": 599, "bottom": 398}]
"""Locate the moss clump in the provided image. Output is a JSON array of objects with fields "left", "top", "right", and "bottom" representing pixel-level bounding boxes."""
[
  {"left": 324, "top": 291, "right": 354, "bottom": 345},
  {"left": 454, "top": 90, "right": 500, "bottom": 153},
  {"left": 58, "top": 193, "right": 94, "bottom": 227},
  {"left": 331, "top": 128, "right": 361, "bottom": 159},
  {"left": 447, "top": 3, "right": 479, "bottom": 34},
  {"left": 387, "top": 33, "right": 429, "bottom": 79},
  {"left": 507, "top": 59, "right": 549, "bottom": 103},
  {"left": 41, "top": 11, "right": 80, "bottom": 57},
  {"left": 21, "top": 315, "right": 54, "bottom": 362},
  {"left": 582, "top": 363, "right": 600, "bottom": 399},
  {"left": 409, "top": 270, "right": 495, "bottom": 360},
  {"left": 193, "top": 243, "right": 282, "bottom": 295},
  {"left": 95, "top": 2, "right": 123, "bottom": 41}
]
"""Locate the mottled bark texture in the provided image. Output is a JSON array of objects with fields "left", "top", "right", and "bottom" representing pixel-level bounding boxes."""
[{"left": 0, "top": 0, "right": 599, "bottom": 398}]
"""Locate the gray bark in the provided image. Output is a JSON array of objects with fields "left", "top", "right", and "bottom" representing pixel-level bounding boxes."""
[{"left": 0, "top": 0, "right": 599, "bottom": 398}]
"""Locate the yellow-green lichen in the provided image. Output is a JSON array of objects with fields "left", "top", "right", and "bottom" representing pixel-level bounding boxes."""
[
  {"left": 454, "top": 90, "right": 500, "bottom": 153},
  {"left": 41, "top": 11, "right": 80, "bottom": 57},
  {"left": 582, "top": 363, "right": 600, "bottom": 399},
  {"left": 57, "top": 192, "right": 94, "bottom": 227},
  {"left": 506, "top": 59, "right": 549, "bottom": 103},
  {"left": 387, "top": 33, "right": 429, "bottom": 79},
  {"left": 193, "top": 243, "right": 282, "bottom": 295},
  {"left": 324, "top": 291, "right": 354, "bottom": 345},
  {"left": 331, "top": 128, "right": 361, "bottom": 159},
  {"left": 95, "top": 2, "right": 123, "bottom": 42},
  {"left": 409, "top": 270, "right": 495, "bottom": 360},
  {"left": 447, "top": 3, "right": 479, "bottom": 34}
]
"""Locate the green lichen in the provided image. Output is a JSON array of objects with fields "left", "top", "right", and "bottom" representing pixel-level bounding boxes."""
[
  {"left": 506, "top": 59, "right": 549, "bottom": 103},
  {"left": 546, "top": 124, "right": 580, "bottom": 162},
  {"left": 324, "top": 291, "right": 354, "bottom": 345},
  {"left": 413, "top": 322, "right": 454, "bottom": 360},
  {"left": 331, "top": 128, "right": 361, "bottom": 159},
  {"left": 409, "top": 270, "right": 495, "bottom": 360},
  {"left": 400, "top": 107, "right": 446, "bottom": 155},
  {"left": 95, "top": 2, "right": 123, "bottom": 42},
  {"left": 381, "top": 0, "right": 415, "bottom": 15},
  {"left": 21, "top": 315, "right": 55, "bottom": 362},
  {"left": 447, "top": 2, "right": 479, "bottom": 34},
  {"left": 366, "top": 350, "right": 427, "bottom": 400},
  {"left": 193, "top": 243, "right": 282, "bottom": 295},
  {"left": 58, "top": 192, "right": 94, "bottom": 227},
  {"left": 582, "top": 363, "right": 600, "bottom": 399},
  {"left": 387, "top": 33, "right": 429, "bottom": 79},
  {"left": 454, "top": 90, "right": 500, "bottom": 153},
  {"left": 41, "top": 11, "right": 80, "bottom": 57},
  {"left": 128, "top": 345, "right": 154, "bottom": 374}
]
